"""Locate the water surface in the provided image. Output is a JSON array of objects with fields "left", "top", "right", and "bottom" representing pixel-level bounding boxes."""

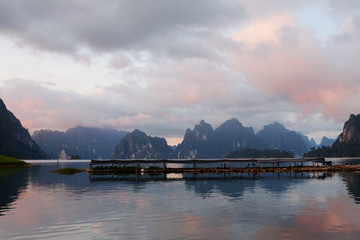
[{"left": 1, "top": 160, "right": 360, "bottom": 239}]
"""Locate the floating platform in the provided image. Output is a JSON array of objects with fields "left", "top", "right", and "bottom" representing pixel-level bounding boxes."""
[{"left": 87, "top": 157, "right": 358, "bottom": 176}]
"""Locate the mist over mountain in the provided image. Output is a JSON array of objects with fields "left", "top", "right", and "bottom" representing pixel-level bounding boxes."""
[
  {"left": 33, "top": 126, "right": 128, "bottom": 159},
  {"left": 256, "top": 122, "right": 312, "bottom": 156},
  {"left": 320, "top": 136, "right": 336, "bottom": 147},
  {"left": 112, "top": 129, "right": 175, "bottom": 159},
  {"left": 0, "top": 98, "right": 47, "bottom": 159}
]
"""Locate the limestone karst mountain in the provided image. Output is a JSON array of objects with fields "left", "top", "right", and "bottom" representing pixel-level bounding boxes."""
[
  {"left": 113, "top": 119, "right": 315, "bottom": 159},
  {"left": 33, "top": 126, "right": 128, "bottom": 159},
  {"left": 112, "top": 129, "right": 175, "bottom": 159},
  {"left": 0, "top": 98, "right": 47, "bottom": 159}
]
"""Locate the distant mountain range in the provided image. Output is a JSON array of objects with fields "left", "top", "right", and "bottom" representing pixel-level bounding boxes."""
[
  {"left": 113, "top": 119, "right": 326, "bottom": 159},
  {"left": 0, "top": 97, "right": 345, "bottom": 160},
  {"left": 0, "top": 98, "right": 47, "bottom": 159},
  {"left": 33, "top": 127, "right": 128, "bottom": 159}
]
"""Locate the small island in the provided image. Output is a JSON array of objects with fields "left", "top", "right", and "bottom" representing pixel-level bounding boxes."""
[{"left": 0, "top": 154, "right": 29, "bottom": 168}]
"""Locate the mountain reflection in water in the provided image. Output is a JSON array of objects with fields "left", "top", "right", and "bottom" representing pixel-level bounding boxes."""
[{"left": 0, "top": 161, "right": 360, "bottom": 239}]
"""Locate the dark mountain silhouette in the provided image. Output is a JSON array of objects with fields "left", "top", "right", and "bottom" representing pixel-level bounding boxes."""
[
  {"left": 299, "top": 133, "right": 317, "bottom": 149},
  {"left": 337, "top": 114, "right": 360, "bottom": 144},
  {"left": 112, "top": 129, "right": 175, "bottom": 159},
  {"left": 214, "top": 118, "right": 265, "bottom": 154},
  {"left": 176, "top": 119, "right": 265, "bottom": 159},
  {"left": 112, "top": 119, "right": 320, "bottom": 159},
  {"left": 176, "top": 120, "right": 219, "bottom": 159},
  {"left": 305, "top": 114, "right": 360, "bottom": 157},
  {"left": 33, "top": 126, "right": 128, "bottom": 159},
  {"left": 320, "top": 136, "right": 335, "bottom": 147},
  {"left": 0, "top": 98, "right": 47, "bottom": 159},
  {"left": 256, "top": 122, "right": 310, "bottom": 156}
]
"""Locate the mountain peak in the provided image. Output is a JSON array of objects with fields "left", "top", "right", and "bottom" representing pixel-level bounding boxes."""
[
  {"left": 0, "top": 98, "right": 47, "bottom": 159},
  {"left": 264, "top": 122, "right": 286, "bottom": 130},
  {"left": 113, "top": 129, "right": 174, "bottom": 159},
  {"left": 320, "top": 136, "right": 335, "bottom": 147},
  {"left": 338, "top": 113, "right": 360, "bottom": 143},
  {"left": 257, "top": 122, "right": 309, "bottom": 156},
  {"left": 194, "top": 120, "right": 214, "bottom": 134},
  {"left": 221, "top": 118, "right": 243, "bottom": 127}
]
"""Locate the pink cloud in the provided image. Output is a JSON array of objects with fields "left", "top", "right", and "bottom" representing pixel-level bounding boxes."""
[
  {"left": 136, "top": 112, "right": 152, "bottom": 121},
  {"left": 59, "top": 97, "right": 72, "bottom": 103},
  {"left": 99, "top": 116, "right": 134, "bottom": 128},
  {"left": 230, "top": 14, "right": 360, "bottom": 123},
  {"left": 18, "top": 98, "right": 44, "bottom": 110}
]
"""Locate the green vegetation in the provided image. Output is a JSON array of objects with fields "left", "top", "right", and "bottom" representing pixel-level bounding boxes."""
[
  {"left": 0, "top": 154, "right": 29, "bottom": 167},
  {"left": 51, "top": 167, "right": 84, "bottom": 175},
  {"left": 225, "top": 148, "right": 294, "bottom": 158},
  {"left": 304, "top": 142, "right": 360, "bottom": 157}
]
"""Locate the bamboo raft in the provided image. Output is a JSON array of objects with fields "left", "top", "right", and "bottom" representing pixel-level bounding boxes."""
[{"left": 87, "top": 157, "right": 360, "bottom": 175}]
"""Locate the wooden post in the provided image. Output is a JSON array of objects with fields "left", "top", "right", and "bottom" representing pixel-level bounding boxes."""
[
  {"left": 259, "top": 162, "right": 262, "bottom": 171},
  {"left": 163, "top": 162, "right": 167, "bottom": 172}
]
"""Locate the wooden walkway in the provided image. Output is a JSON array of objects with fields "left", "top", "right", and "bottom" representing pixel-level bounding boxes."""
[
  {"left": 90, "top": 157, "right": 327, "bottom": 165},
  {"left": 89, "top": 157, "right": 330, "bottom": 175}
]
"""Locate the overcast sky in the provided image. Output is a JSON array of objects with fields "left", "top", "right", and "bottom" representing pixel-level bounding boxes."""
[{"left": 1, "top": 0, "right": 360, "bottom": 145}]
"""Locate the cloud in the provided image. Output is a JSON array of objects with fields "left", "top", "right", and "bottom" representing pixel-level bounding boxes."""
[
  {"left": 229, "top": 13, "right": 360, "bottom": 123},
  {"left": 0, "top": 0, "right": 245, "bottom": 62},
  {"left": 0, "top": 71, "right": 301, "bottom": 139},
  {"left": 1, "top": 0, "right": 360, "bottom": 140}
]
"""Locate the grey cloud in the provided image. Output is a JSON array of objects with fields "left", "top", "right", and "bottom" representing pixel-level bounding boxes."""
[
  {"left": 0, "top": 0, "right": 245, "bottom": 60},
  {"left": 327, "top": 0, "right": 360, "bottom": 16}
]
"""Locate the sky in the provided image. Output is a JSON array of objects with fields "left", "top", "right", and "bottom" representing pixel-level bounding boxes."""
[{"left": 1, "top": 0, "right": 360, "bottom": 145}]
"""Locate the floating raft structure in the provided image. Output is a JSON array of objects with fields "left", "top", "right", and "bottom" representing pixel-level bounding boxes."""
[{"left": 87, "top": 157, "right": 355, "bottom": 175}]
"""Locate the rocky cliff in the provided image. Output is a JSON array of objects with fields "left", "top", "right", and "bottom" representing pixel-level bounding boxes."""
[
  {"left": 330, "top": 114, "right": 360, "bottom": 156},
  {"left": 256, "top": 122, "right": 311, "bottom": 156},
  {"left": 337, "top": 114, "right": 360, "bottom": 143},
  {"left": 176, "top": 119, "right": 267, "bottom": 159},
  {"left": 0, "top": 98, "right": 47, "bottom": 159},
  {"left": 176, "top": 120, "right": 219, "bottom": 159},
  {"left": 305, "top": 114, "right": 360, "bottom": 157},
  {"left": 112, "top": 129, "right": 175, "bottom": 159}
]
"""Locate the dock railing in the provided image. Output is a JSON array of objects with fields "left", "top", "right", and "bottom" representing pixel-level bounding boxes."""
[{"left": 89, "top": 157, "right": 328, "bottom": 174}]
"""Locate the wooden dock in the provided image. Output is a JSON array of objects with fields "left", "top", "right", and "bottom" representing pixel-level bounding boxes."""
[{"left": 89, "top": 157, "right": 336, "bottom": 175}]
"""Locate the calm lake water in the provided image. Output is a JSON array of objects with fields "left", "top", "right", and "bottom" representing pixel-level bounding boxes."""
[{"left": 1, "top": 159, "right": 360, "bottom": 240}]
